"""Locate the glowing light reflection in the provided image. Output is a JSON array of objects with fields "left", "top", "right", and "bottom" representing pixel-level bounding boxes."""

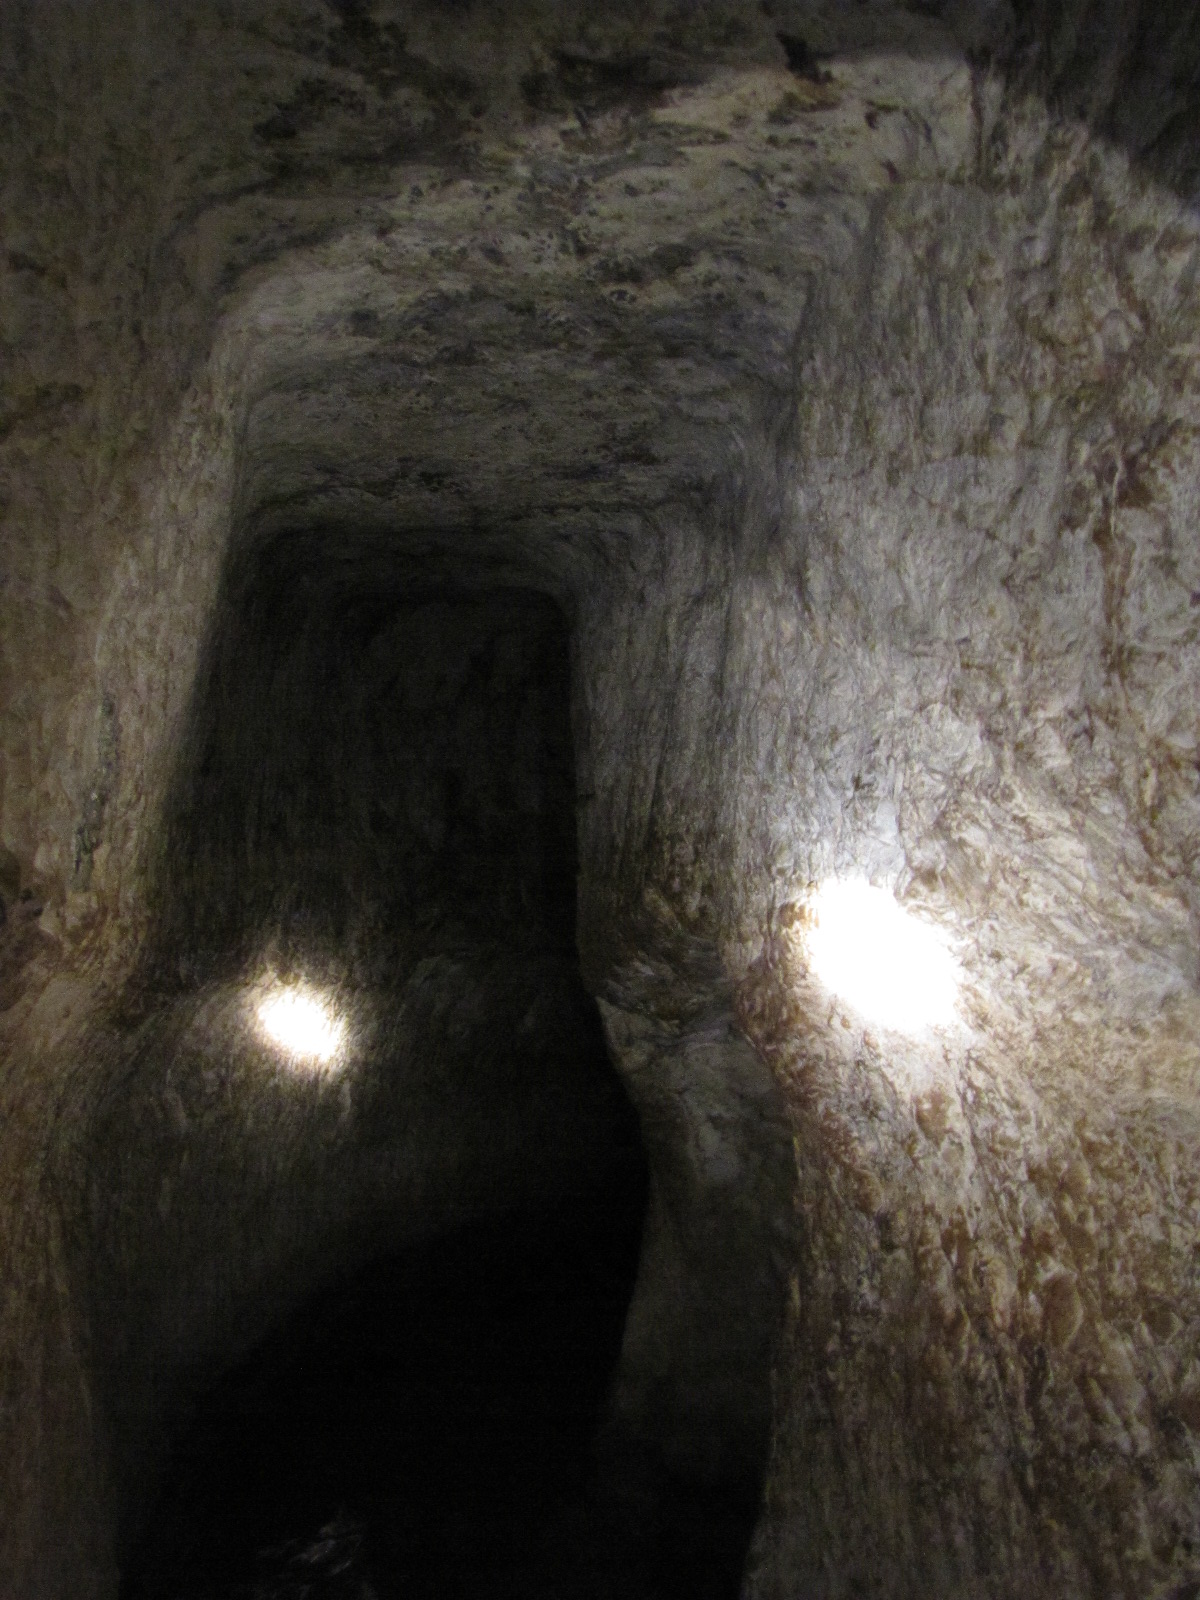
[
  {"left": 256, "top": 985, "right": 346, "bottom": 1067},
  {"left": 804, "top": 878, "right": 960, "bottom": 1035}
]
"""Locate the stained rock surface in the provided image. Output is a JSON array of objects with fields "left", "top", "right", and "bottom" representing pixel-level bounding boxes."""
[{"left": 2, "top": 2, "right": 1200, "bottom": 1597}]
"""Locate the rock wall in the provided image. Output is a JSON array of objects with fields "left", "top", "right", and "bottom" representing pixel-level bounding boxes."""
[{"left": 573, "top": 94, "right": 1200, "bottom": 1593}]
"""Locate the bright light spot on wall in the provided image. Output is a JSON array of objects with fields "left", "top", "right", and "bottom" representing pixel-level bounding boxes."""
[
  {"left": 256, "top": 984, "right": 346, "bottom": 1067},
  {"left": 803, "top": 878, "right": 961, "bottom": 1035}
]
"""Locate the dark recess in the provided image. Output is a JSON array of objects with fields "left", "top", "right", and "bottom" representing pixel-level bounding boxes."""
[
  {"left": 776, "top": 32, "right": 832, "bottom": 82},
  {"left": 119, "top": 530, "right": 762, "bottom": 1597},
  {"left": 144, "top": 535, "right": 582, "bottom": 990},
  {"left": 122, "top": 1176, "right": 756, "bottom": 1599},
  {"left": 1007, "top": 0, "right": 1200, "bottom": 199}
]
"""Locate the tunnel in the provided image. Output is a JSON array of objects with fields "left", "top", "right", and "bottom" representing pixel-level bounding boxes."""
[
  {"left": 3, "top": 3, "right": 1200, "bottom": 1598},
  {"left": 101, "top": 531, "right": 769, "bottom": 1596}
]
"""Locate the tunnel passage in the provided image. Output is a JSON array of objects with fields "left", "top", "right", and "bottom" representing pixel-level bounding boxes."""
[
  {"left": 123, "top": 1188, "right": 660, "bottom": 1599},
  {"left": 83, "top": 527, "right": 770, "bottom": 1599},
  {"left": 146, "top": 533, "right": 583, "bottom": 983},
  {"left": 6, "top": 6, "right": 1200, "bottom": 1597}
]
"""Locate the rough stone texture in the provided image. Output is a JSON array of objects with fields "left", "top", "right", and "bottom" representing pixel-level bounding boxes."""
[
  {"left": 3, "top": 2, "right": 1200, "bottom": 1596},
  {"left": 599, "top": 997, "right": 793, "bottom": 1493}
]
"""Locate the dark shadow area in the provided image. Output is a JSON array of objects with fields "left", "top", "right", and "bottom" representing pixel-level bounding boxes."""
[
  {"left": 1007, "top": 0, "right": 1200, "bottom": 203},
  {"left": 107, "top": 530, "right": 762, "bottom": 1598},
  {"left": 143, "top": 533, "right": 581, "bottom": 989},
  {"left": 122, "top": 1185, "right": 631, "bottom": 1599},
  {"left": 96, "top": 534, "right": 625, "bottom": 1477},
  {"left": 119, "top": 1170, "right": 755, "bottom": 1600}
]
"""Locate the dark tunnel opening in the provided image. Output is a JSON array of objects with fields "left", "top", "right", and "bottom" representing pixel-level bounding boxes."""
[
  {"left": 146, "top": 535, "right": 587, "bottom": 984},
  {"left": 106, "top": 532, "right": 764, "bottom": 1599},
  {"left": 122, "top": 1177, "right": 662, "bottom": 1599}
]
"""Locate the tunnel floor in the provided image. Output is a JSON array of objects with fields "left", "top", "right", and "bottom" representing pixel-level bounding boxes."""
[{"left": 121, "top": 1176, "right": 755, "bottom": 1600}]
